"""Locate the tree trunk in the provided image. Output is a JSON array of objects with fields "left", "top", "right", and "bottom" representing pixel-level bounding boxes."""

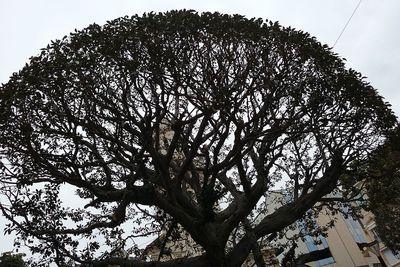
[{"left": 205, "top": 243, "right": 226, "bottom": 267}]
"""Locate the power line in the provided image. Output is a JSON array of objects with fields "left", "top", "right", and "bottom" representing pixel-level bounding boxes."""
[{"left": 333, "top": 0, "right": 362, "bottom": 47}]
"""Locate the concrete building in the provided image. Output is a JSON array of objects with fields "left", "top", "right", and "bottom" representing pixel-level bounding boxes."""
[
  {"left": 267, "top": 191, "right": 400, "bottom": 267},
  {"left": 359, "top": 210, "right": 400, "bottom": 267}
]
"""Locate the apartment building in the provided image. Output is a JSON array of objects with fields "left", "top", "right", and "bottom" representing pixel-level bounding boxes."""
[{"left": 266, "top": 191, "right": 400, "bottom": 267}]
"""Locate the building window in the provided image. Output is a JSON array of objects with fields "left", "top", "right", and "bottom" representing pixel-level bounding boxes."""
[
  {"left": 342, "top": 213, "right": 368, "bottom": 244},
  {"left": 383, "top": 249, "right": 400, "bottom": 266},
  {"left": 298, "top": 220, "right": 335, "bottom": 267},
  {"left": 316, "top": 257, "right": 335, "bottom": 267}
]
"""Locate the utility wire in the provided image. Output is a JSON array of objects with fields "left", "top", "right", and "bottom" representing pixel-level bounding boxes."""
[{"left": 333, "top": 0, "right": 362, "bottom": 47}]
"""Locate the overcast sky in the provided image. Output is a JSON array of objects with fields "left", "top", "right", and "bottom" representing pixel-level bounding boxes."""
[{"left": 1, "top": 0, "right": 399, "bottom": 255}]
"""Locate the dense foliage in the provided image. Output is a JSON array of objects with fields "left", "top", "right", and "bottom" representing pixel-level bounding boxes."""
[
  {"left": 0, "top": 10, "right": 396, "bottom": 267},
  {"left": 366, "top": 127, "right": 400, "bottom": 252},
  {"left": 0, "top": 253, "right": 26, "bottom": 267}
]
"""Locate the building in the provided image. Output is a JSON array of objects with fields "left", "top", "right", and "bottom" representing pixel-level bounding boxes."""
[
  {"left": 359, "top": 210, "right": 400, "bottom": 267},
  {"left": 267, "top": 191, "right": 400, "bottom": 267}
]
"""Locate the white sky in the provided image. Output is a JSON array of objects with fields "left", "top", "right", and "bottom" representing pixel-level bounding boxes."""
[{"left": 1, "top": 0, "right": 399, "bottom": 255}]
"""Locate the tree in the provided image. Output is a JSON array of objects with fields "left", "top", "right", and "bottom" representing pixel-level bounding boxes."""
[
  {"left": 0, "top": 10, "right": 396, "bottom": 267},
  {"left": 0, "top": 252, "right": 26, "bottom": 267},
  {"left": 365, "top": 126, "right": 400, "bottom": 252}
]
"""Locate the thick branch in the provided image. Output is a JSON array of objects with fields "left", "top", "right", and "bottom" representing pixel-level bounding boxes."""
[{"left": 226, "top": 152, "right": 343, "bottom": 266}]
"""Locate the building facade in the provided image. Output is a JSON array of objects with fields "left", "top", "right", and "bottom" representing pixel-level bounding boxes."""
[{"left": 267, "top": 191, "right": 400, "bottom": 267}]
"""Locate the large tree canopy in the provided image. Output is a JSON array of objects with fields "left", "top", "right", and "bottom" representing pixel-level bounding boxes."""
[{"left": 0, "top": 10, "right": 396, "bottom": 267}]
